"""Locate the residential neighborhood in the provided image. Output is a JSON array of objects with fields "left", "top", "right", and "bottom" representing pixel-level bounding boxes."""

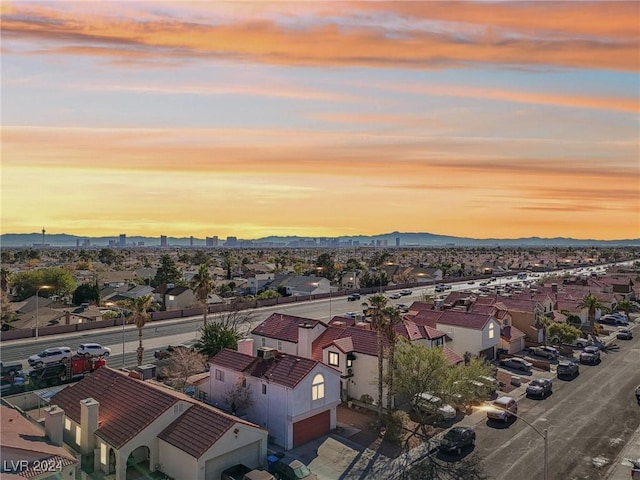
[{"left": 1, "top": 246, "right": 640, "bottom": 479}]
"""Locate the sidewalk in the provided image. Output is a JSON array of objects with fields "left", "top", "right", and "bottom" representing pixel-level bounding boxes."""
[{"left": 605, "top": 424, "right": 640, "bottom": 480}]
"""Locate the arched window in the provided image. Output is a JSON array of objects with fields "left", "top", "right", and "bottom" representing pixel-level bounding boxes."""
[
  {"left": 312, "top": 374, "right": 325, "bottom": 400},
  {"left": 488, "top": 322, "right": 496, "bottom": 339}
]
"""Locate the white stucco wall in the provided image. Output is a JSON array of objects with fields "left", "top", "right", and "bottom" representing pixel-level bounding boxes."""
[
  {"left": 158, "top": 439, "right": 198, "bottom": 480},
  {"left": 250, "top": 335, "right": 298, "bottom": 356}
]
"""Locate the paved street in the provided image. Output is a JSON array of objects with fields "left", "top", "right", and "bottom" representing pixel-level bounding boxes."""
[{"left": 472, "top": 327, "right": 640, "bottom": 480}]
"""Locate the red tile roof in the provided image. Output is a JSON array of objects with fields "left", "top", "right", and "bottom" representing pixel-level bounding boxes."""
[
  {"left": 251, "top": 313, "right": 325, "bottom": 343},
  {"left": 501, "top": 325, "right": 527, "bottom": 341},
  {"left": 52, "top": 368, "right": 263, "bottom": 454},
  {"left": 436, "top": 310, "right": 492, "bottom": 330},
  {"left": 158, "top": 404, "right": 237, "bottom": 458},
  {"left": 442, "top": 347, "right": 464, "bottom": 365},
  {"left": 332, "top": 337, "right": 354, "bottom": 353},
  {"left": 52, "top": 368, "right": 177, "bottom": 448},
  {"left": 210, "top": 348, "right": 320, "bottom": 389}
]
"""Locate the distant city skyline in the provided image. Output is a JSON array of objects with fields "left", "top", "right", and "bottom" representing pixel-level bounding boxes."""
[{"left": 2, "top": 2, "right": 638, "bottom": 240}]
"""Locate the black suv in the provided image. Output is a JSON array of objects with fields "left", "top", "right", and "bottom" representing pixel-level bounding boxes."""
[
  {"left": 438, "top": 426, "right": 476, "bottom": 455},
  {"left": 526, "top": 378, "right": 553, "bottom": 398},
  {"left": 557, "top": 361, "right": 579, "bottom": 378},
  {"left": 347, "top": 294, "right": 360, "bottom": 301}
]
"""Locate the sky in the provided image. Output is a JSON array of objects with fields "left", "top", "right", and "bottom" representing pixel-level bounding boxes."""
[{"left": 1, "top": 1, "right": 639, "bottom": 241}]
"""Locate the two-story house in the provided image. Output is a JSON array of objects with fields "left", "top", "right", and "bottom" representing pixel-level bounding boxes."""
[
  {"left": 51, "top": 367, "right": 268, "bottom": 480},
  {"left": 205, "top": 346, "right": 341, "bottom": 450}
]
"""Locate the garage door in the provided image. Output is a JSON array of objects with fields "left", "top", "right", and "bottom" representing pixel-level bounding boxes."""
[
  {"left": 204, "top": 441, "right": 261, "bottom": 480},
  {"left": 292, "top": 410, "right": 330, "bottom": 448}
]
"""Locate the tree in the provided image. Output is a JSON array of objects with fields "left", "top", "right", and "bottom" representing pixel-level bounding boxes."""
[
  {"left": 153, "top": 254, "right": 184, "bottom": 310},
  {"left": 393, "top": 339, "right": 450, "bottom": 421},
  {"left": 158, "top": 348, "right": 208, "bottom": 392},
  {"left": 405, "top": 453, "right": 489, "bottom": 480},
  {"left": 191, "top": 263, "right": 213, "bottom": 326},
  {"left": 615, "top": 299, "right": 635, "bottom": 315},
  {"left": 119, "top": 295, "right": 155, "bottom": 366},
  {"left": 315, "top": 253, "right": 335, "bottom": 279},
  {"left": 256, "top": 289, "right": 280, "bottom": 300},
  {"left": 365, "top": 293, "right": 389, "bottom": 425},
  {"left": 222, "top": 252, "right": 235, "bottom": 280},
  {"left": 579, "top": 294, "right": 604, "bottom": 335},
  {"left": 98, "top": 248, "right": 119, "bottom": 266},
  {"left": 72, "top": 283, "right": 100, "bottom": 305},
  {"left": 223, "top": 377, "right": 254, "bottom": 415},
  {"left": 10, "top": 267, "right": 77, "bottom": 301},
  {"left": 383, "top": 306, "right": 402, "bottom": 411},
  {"left": 195, "top": 321, "right": 241, "bottom": 359},
  {"left": 0, "top": 267, "right": 11, "bottom": 294},
  {"left": 548, "top": 322, "right": 582, "bottom": 345}
]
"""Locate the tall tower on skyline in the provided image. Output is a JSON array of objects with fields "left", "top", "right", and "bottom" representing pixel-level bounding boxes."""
[
  {"left": 160, "top": 235, "right": 167, "bottom": 247},
  {"left": 42, "top": 227, "right": 45, "bottom": 247}
]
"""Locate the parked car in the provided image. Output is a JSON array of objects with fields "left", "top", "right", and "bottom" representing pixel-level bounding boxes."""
[
  {"left": 388, "top": 293, "right": 401, "bottom": 300},
  {"left": 154, "top": 344, "right": 195, "bottom": 360},
  {"left": 635, "top": 384, "right": 640, "bottom": 405},
  {"left": 341, "top": 312, "right": 357, "bottom": 319},
  {"left": 526, "top": 378, "right": 553, "bottom": 398},
  {"left": 400, "top": 289, "right": 413, "bottom": 296},
  {"left": 438, "top": 426, "right": 476, "bottom": 455},
  {"left": 527, "top": 346, "right": 559, "bottom": 359},
  {"left": 77, "top": 343, "right": 111, "bottom": 357},
  {"left": 567, "top": 337, "right": 592, "bottom": 348},
  {"left": 435, "top": 284, "right": 446, "bottom": 292},
  {"left": 28, "top": 347, "right": 73, "bottom": 367},
  {"left": 416, "top": 392, "right": 457, "bottom": 421},
  {"left": 499, "top": 357, "right": 533, "bottom": 372},
  {"left": 268, "top": 458, "right": 318, "bottom": 480},
  {"left": 0, "top": 376, "right": 25, "bottom": 396},
  {"left": 557, "top": 361, "right": 579, "bottom": 378},
  {"left": 347, "top": 294, "right": 360, "bottom": 301},
  {"left": 0, "top": 361, "right": 23, "bottom": 377},
  {"left": 486, "top": 396, "right": 518, "bottom": 422},
  {"left": 580, "top": 346, "right": 600, "bottom": 364},
  {"left": 617, "top": 328, "right": 633, "bottom": 340}
]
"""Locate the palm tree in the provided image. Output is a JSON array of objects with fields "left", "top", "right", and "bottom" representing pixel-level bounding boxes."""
[
  {"left": 616, "top": 299, "right": 634, "bottom": 316},
  {"left": 367, "top": 293, "right": 389, "bottom": 426},
  {"left": 191, "top": 263, "right": 213, "bottom": 326},
  {"left": 580, "top": 293, "right": 603, "bottom": 335},
  {"left": 383, "top": 306, "right": 402, "bottom": 412},
  {"left": 120, "top": 295, "right": 155, "bottom": 366}
]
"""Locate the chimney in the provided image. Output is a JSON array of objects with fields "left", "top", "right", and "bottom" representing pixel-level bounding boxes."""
[
  {"left": 44, "top": 405, "right": 64, "bottom": 446},
  {"left": 237, "top": 338, "right": 254, "bottom": 356},
  {"left": 297, "top": 322, "right": 315, "bottom": 358},
  {"left": 551, "top": 283, "right": 558, "bottom": 293},
  {"left": 80, "top": 398, "right": 99, "bottom": 454}
]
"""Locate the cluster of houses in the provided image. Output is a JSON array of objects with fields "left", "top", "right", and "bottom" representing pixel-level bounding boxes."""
[{"left": 1, "top": 269, "right": 637, "bottom": 479}]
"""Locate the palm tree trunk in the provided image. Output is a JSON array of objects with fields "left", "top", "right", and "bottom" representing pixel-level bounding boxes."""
[
  {"left": 377, "top": 330, "right": 384, "bottom": 426},
  {"left": 386, "top": 342, "right": 395, "bottom": 412},
  {"left": 202, "top": 301, "right": 208, "bottom": 326},
  {"left": 137, "top": 328, "right": 144, "bottom": 366}
]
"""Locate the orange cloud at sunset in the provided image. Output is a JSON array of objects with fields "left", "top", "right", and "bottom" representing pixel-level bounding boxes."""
[{"left": 2, "top": 1, "right": 638, "bottom": 72}]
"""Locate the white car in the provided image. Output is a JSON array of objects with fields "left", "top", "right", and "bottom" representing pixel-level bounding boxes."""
[
  {"left": 28, "top": 347, "right": 73, "bottom": 367},
  {"left": 77, "top": 343, "right": 111, "bottom": 357},
  {"left": 416, "top": 392, "right": 457, "bottom": 420}
]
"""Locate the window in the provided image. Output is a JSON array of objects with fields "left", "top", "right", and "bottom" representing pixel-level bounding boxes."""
[
  {"left": 64, "top": 418, "right": 71, "bottom": 431},
  {"left": 75, "top": 425, "right": 81, "bottom": 446},
  {"left": 312, "top": 374, "right": 325, "bottom": 400},
  {"left": 328, "top": 352, "right": 339, "bottom": 367},
  {"left": 346, "top": 358, "right": 353, "bottom": 368},
  {"left": 261, "top": 337, "right": 266, "bottom": 347},
  {"left": 215, "top": 369, "right": 224, "bottom": 382},
  {"left": 433, "top": 337, "right": 444, "bottom": 347},
  {"left": 100, "top": 443, "right": 107, "bottom": 465},
  {"left": 488, "top": 322, "right": 496, "bottom": 339},
  {"left": 168, "top": 295, "right": 175, "bottom": 301},
  {"left": 262, "top": 384, "right": 267, "bottom": 395}
]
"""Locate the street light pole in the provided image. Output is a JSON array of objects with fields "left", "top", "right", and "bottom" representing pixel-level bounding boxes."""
[
  {"left": 120, "top": 309, "right": 125, "bottom": 368},
  {"left": 480, "top": 405, "right": 548, "bottom": 480}
]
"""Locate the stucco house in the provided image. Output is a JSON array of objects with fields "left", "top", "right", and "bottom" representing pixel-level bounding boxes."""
[
  {"left": 205, "top": 346, "right": 341, "bottom": 450},
  {"left": 153, "top": 285, "right": 197, "bottom": 310},
  {"left": 51, "top": 367, "right": 268, "bottom": 480},
  {"left": 1, "top": 404, "right": 80, "bottom": 480}
]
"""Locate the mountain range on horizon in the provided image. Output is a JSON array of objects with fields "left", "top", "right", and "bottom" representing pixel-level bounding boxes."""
[{"left": 1, "top": 231, "right": 638, "bottom": 248}]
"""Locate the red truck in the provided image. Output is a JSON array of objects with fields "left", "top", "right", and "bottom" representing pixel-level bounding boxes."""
[{"left": 27, "top": 356, "right": 106, "bottom": 388}]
